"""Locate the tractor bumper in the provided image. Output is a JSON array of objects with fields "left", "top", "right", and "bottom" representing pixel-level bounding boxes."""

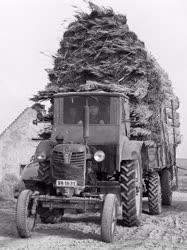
[{"left": 32, "top": 194, "right": 103, "bottom": 211}]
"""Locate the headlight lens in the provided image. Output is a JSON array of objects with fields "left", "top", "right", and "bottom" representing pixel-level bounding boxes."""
[
  {"left": 94, "top": 150, "right": 105, "bottom": 162},
  {"left": 37, "top": 152, "right": 47, "bottom": 162}
]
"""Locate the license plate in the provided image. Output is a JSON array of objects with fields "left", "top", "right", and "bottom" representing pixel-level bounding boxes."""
[{"left": 56, "top": 180, "right": 77, "bottom": 187}]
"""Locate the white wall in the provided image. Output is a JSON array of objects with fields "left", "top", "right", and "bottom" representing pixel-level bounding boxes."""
[{"left": 0, "top": 108, "right": 44, "bottom": 180}]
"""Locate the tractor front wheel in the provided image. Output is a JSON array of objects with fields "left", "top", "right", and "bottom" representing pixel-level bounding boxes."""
[
  {"left": 101, "top": 193, "right": 118, "bottom": 243},
  {"left": 15, "top": 189, "right": 36, "bottom": 238}
]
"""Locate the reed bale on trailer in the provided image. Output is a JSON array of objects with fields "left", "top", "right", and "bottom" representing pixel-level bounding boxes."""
[{"left": 31, "top": 2, "right": 181, "bottom": 146}]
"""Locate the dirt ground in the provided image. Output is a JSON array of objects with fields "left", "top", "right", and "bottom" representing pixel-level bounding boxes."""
[{"left": 0, "top": 191, "right": 186, "bottom": 250}]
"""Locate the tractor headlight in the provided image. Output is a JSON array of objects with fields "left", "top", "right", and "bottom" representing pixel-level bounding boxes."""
[
  {"left": 36, "top": 152, "right": 47, "bottom": 162},
  {"left": 94, "top": 150, "right": 105, "bottom": 162}
]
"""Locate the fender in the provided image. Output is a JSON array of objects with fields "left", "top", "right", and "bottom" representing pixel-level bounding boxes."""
[
  {"left": 21, "top": 161, "right": 40, "bottom": 181},
  {"left": 14, "top": 161, "right": 41, "bottom": 198},
  {"left": 35, "top": 139, "right": 56, "bottom": 160},
  {"left": 120, "top": 137, "right": 146, "bottom": 163},
  {"left": 20, "top": 140, "right": 56, "bottom": 183}
]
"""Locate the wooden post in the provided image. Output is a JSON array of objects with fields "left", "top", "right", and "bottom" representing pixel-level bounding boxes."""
[
  {"left": 160, "top": 105, "right": 169, "bottom": 167},
  {"left": 171, "top": 99, "right": 176, "bottom": 165},
  {"left": 171, "top": 99, "right": 178, "bottom": 189}
]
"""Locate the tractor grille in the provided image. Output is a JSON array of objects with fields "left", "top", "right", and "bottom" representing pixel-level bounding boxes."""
[
  {"left": 51, "top": 150, "right": 85, "bottom": 186},
  {"left": 53, "top": 151, "right": 85, "bottom": 166}
]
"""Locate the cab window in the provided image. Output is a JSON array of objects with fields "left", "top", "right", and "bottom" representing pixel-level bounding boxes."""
[{"left": 54, "top": 95, "right": 118, "bottom": 125}]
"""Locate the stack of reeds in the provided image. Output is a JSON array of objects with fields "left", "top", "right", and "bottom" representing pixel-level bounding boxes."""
[{"left": 32, "top": 2, "right": 180, "bottom": 145}]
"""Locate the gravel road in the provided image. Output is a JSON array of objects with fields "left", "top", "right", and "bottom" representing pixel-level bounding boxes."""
[{"left": 0, "top": 191, "right": 186, "bottom": 250}]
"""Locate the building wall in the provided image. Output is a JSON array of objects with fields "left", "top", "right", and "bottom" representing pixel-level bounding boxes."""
[{"left": 0, "top": 108, "right": 44, "bottom": 180}]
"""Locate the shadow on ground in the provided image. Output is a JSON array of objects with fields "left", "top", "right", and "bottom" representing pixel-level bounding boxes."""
[{"left": 35, "top": 223, "right": 100, "bottom": 241}]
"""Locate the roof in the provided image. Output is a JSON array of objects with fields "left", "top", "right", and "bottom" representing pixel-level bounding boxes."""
[
  {"left": 54, "top": 91, "right": 128, "bottom": 98},
  {"left": 31, "top": 81, "right": 130, "bottom": 102},
  {"left": 0, "top": 107, "right": 31, "bottom": 139}
]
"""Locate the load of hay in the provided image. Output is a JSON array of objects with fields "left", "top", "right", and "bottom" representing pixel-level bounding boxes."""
[{"left": 32, "top": 2, "right": 181, "bottom": 146}]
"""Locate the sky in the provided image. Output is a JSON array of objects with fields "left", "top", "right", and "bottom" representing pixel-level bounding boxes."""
[{"left": 0, "top": 0, "right": 186, "bottom": 157}]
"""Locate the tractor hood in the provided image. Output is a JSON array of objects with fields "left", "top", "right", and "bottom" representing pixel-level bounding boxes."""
[{"left": 53, "top": 143, "right": 86, "bottom": 154}]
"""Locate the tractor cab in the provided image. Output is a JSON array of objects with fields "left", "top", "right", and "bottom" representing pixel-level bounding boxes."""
[
  {"left": 51, "top": 92, "right": 130, "bottom": 182},
  {"left": 52, "top": 92, "right": 130, "bottom": 144},
  {"left": 14, "top": 91, "right": 145, "bottom": 243}
]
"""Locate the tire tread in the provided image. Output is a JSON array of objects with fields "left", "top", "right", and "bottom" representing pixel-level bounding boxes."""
[
  {"left": 161, "top": 169, "right": 172, "bottom": 206},
  {"left": 120, "top": 160, "right": 141, "bottom": 227},
  {"left": 15, "top": 189, "right": 34, "bottom": 238},
  {"left": 101, "top": 194, "right": 117, "bottom": 243},
  {"left": 148, "top": 172, "right": 162, "bottom": 215}
]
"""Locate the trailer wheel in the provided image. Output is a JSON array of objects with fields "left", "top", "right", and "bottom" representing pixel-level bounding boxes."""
[
  {"left": 160, "top": 169, "right": 172, "bottom": 206},
  {"left": 15, "top": 189, "right": 36, "bottom": 238},
  {"left": 148, "top": 172, "right": 162, "bottom": 215},
  {"left": 120, "top": 159, "right": 142, "bottom": 227},
  {"left": 101, "top": 193, "right": 118, "bottom": 243},
  {"left": 40, "top": 208, "right": 64, "bottom": 224}
]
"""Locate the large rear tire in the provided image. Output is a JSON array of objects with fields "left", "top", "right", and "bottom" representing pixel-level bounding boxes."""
[
  {"left": 16, "top": 189, "right": 36, "bottom": 238},
  {"left": 120, "top": 159, "right": 142, "bottom": 227},
  {"left": 148, "top": 172, "right": 162, "bottom": 215},
  {"left": 160, "top": 169, "right": 172, "bottom": 206},
  {"left": 101, "top": 193, "right": 118, "bottom": 243}
]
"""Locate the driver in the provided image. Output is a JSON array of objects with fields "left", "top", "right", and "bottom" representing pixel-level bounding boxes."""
[
  {"left": 77, "top": 99, "right": 104, "bottom": 125},
  {"left": 89, "top": 104, "right": 104, "bottom": 124}
]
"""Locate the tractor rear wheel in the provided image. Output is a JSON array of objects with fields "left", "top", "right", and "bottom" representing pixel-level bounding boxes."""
[
  {"left": 120, "top": 159, "right": 142, "bottom": 227},
  {"left": 15, "top": 189, "right": 36, "bottom": 238},
  {"left": 160, "top": 169, "right": 172, "bottom": 206},
  {"left": 101, "top": 193, "right": 118, "bottom": 243},
  {"left": 147, "top": 172, "right": 162, "bottom": 215}
]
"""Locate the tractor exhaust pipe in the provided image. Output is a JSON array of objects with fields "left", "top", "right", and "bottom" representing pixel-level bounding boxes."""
[{"left": 83, "top": 100, "right": 89, "bottom": 145}]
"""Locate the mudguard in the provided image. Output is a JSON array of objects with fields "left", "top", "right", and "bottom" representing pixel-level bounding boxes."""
[
  {"left": 121, "top": 138, "right": 144, "bottom": 159},
  {"left": 21, "top": 161, "right": 40, "bottom": 181},
  {"left": 35, "top": 139, "right": 56, "bottom": 160},
  {"left": 120, "top": 137, "right": 147, "bottom": 170},
  {"left": 14, "top": 161, "right": 40, "bottom": 198},
  {"left": 19, "top": 139, "right": 56, "bottom": 182}
]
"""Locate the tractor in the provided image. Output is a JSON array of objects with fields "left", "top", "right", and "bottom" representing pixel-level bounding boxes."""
[{"left": 14, "top": 91, "right": 177, "bottom": 242}]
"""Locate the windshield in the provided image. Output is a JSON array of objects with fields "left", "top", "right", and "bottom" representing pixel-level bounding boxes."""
[{"left": 63, "top": 96, "right": 111, "bottom": 125}]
